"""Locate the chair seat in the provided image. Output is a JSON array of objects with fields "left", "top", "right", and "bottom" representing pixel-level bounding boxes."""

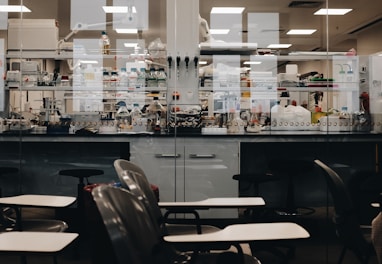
[
  {"left": 233, "top": 173, "right": 279, "bottom": 184},
  {"left": 59, "top": 169, "right": 104, "bottom": 179},
  {"left": 1, "top": 218, "right": 68, "bottom": 232}
]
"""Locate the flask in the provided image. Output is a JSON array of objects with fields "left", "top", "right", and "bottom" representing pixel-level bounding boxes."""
[
  {"left": 147, "top": 97, "right": 166, "bottom": 132},
  {"left": 131, "top": 103, "right": 142, "bottom": 124},
  {"left": 100, "top": 31, "right": 110, "bottom": 55}
]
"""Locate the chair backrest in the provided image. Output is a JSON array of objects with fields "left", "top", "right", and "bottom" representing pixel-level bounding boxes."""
[
  {"left": 114, "top": 159, "right": 146, "bottom": 179},
  {"left": 113, "top": 159, "right": 163, "bottom": 222},
  {"left": 92, "top": 185, "right": 172, "bottom": 264},
  {"left": 314, "top": 159, "right": 371, "bottom": 257},
  {"left": 119, "top": 169, "right": 166, "bottom": 234}
]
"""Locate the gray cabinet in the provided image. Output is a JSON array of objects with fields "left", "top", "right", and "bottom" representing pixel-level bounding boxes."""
[{"left": 130, "top": 137, "right": 240, "bottom": 218}]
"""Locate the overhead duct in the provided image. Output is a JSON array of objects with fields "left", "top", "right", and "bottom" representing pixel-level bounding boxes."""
[
  {"left": 288, "top": 1, "right": 323, "bottom": 8},
  {"left": 348, "top": 17, "right": 382, "bottom": 34}
]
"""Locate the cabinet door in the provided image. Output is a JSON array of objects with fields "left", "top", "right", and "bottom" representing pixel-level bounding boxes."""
[
  {"left": 130, "top": 137, "right": 183, "bottom": 202},
  {"left": 184, "top": 138, "right": 239, "bottom": 218}
]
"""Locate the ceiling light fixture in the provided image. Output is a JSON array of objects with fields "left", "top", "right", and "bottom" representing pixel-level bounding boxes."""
[
  {"left": 116, "top": 29, "right": 138, "bottom": 34},
  {"left": 0, "top": 5, "right": 31, "bottom": 12},
  {"left": 267, "top": 44, "right": 292, "bottom": 49},
  {"left": 243, "top": 61, "right": 262, "bottom": 65},
  {"left": 124, "top": 43, "right": 139, "bottom": 48},
  {"left": 287, "top": 29, "right": 317, "bottom": 35},
  {"left": 210, "top": 29, "right": 230, "bottom": 35},
  {"left": 102, "top": 6, "right": 136, "bottom": 13},
  {"left": 314, "top": 8, "right": 352, "bottom": 15},
  {"left": 211, "top": 7, "right": 245, "bottom": 14}
]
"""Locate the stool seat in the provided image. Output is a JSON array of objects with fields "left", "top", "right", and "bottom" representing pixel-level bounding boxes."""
[
  {"left": 233, "top": 173, "right": 278, "bottom": 184},
  {"left": 59, "top": 169, "right": 104, "bottom": 180},
  {"left": 58, "top": 169, "right": 104, "bottom": 211}
]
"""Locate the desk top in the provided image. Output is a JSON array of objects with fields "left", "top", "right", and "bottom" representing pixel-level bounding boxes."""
[
  {"left": 164, "top": 222, "right": 309, "bottom": 243},
  {"left": 0, "top": 195, "right": 76, "bottom": 208},
  {"left": 158, "top": 197, "right": 265, "bottom": 209},
  {"left": 0, "top": 232, "right": 78, "bottom": 253}
]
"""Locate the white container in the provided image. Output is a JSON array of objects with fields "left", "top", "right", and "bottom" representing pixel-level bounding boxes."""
[
  {"left": 319, "top": 116, "right": 352, "bottom": 132},
  {"left": 8, "top": 19, "right": 58, "bottom": 50}
]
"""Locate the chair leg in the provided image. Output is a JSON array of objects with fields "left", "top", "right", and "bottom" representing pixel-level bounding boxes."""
[{"left": 338, "top": 247, "right": 346, "bottom": 264}]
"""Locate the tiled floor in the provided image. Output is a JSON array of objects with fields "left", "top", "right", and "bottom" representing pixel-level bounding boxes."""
[{"left": 0, "top": 207, "right": 378, "bottom": 264}]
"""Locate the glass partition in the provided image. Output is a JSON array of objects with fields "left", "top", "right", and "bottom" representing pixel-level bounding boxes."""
[{"left": 0, "top": 0, "right": 382, "bottom": 262}]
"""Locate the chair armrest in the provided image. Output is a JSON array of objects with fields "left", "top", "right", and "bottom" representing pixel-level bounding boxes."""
[{"left": 163, "top": 209, "right": 202, "bottom": 234}]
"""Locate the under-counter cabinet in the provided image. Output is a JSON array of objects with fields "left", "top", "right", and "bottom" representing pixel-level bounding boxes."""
[{"left": 130, "top": 137, "right": 239, "bottom": 218}]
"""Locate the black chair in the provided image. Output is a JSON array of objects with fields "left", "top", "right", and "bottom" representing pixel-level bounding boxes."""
[
  {"left": 315, "top": 159, "right": 375, "bottom": 264},
  {"left": 113, "top": 159, "right": 221, "bottom": 235},
  {"left": 92, "top": 185, "right": 261, "bottom": 264}
]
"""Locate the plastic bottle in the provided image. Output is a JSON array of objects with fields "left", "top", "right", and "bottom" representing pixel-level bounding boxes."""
[
  {"left": 128, "top": 68, "right": 138, "bottom": 89},
  {"left": 137, "top": 67, "right": 146, "bottom": 89},
  {"left": 147, "top": 67, "right": 158, "bottom": 87},
  {"left": 118, "top": 68, "right": 128, "bottom": 87},
  {"left": 103, "top": 71, "right": 110, "bottom": 88},
  {"left": 100, "top": 31, "right": 110, "bottom": 55},
  {"left": 157, "top": 68, "right": 167, "bottom": 88}
]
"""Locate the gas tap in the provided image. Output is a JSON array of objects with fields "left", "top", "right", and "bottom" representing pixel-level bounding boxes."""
[
  {"left": 176, "top": 56, "right": 181, "bottom": 79},
  {"left": 167, "top": 56, "right": 173, "bottom": 79},
  {"left": 193, "top": 56, "right": 199, "bottom": 77},
  {"left": 185, "top": 56, "right": 190, "bottom": 74}
]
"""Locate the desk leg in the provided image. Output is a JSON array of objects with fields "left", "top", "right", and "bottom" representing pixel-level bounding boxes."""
[{"left": 13, "top": 206, "right": 22, "bottom": 231}]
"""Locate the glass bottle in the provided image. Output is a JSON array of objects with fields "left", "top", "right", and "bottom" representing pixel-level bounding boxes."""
[{"left": 100, "top": 31, "right": 110, "bottom": 55}]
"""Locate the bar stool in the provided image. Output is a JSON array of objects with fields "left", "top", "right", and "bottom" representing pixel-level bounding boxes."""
[
  {"left": 232, "top": 172, "right": 280, "bottom": 219},
  {"left": 0, "top": 167, "right": 19, "bottom": 197},
  {"left": 58, "top": 169, "right": 104, "bottom": 210},
  {"left": 269, "top": 158, "right": 315, "bottom": 216}
]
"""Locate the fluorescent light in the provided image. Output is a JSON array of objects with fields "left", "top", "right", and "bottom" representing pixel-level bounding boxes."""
[
  {"left": 314, "top": 8, "right": 352, "bottom": 15},
  {"left": 287, "top": 29, "right": 317, "bottom": 35},
  {"left": 0, "top": 5, "right": 31, "bottom": 12},
  {"left": 243, "top": 61, "right": 262, "bottom": 65},
  {"left": 267, "top": 44, "right": 292, "bottom": 49},
  {"left": 102, "top": 6, "right": 136, "bottom": 13},
  {"left": 199, "top": 61, "right": 208, "bottom": 65},
  {"left": 124, "top": 43, "right": 139, "bottom": 48},
  {"left": 210, "top": 29, "right": 230, "bottom": 35},
  {"left": 211, "top": 7, "right": 245, "bottom": 14},
  {"left": 115, "top": 28, "right": 138, "bottom": 34},
  {"left": 79, "top": 60, "right": 98, "bottom": 64}
]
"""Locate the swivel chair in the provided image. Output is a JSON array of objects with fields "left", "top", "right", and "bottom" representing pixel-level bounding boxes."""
[
  {"left": 315, "top": 159, "right": 375, "bottom": 263},
  {"left": 92, "top": 184, "right": 262, "bottom": 264}
]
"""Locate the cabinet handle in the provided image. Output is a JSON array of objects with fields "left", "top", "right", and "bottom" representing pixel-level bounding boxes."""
[
  {"left": 189, "top": 154, "right": 216, "bottom": 159},
  {"left": 155, "top": 154, "right": 181, "bottom": 158}
]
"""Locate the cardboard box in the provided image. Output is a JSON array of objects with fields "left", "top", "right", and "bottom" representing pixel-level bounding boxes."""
[{"left": 8, "top": 19, "right": 59, "bottom": 50}]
